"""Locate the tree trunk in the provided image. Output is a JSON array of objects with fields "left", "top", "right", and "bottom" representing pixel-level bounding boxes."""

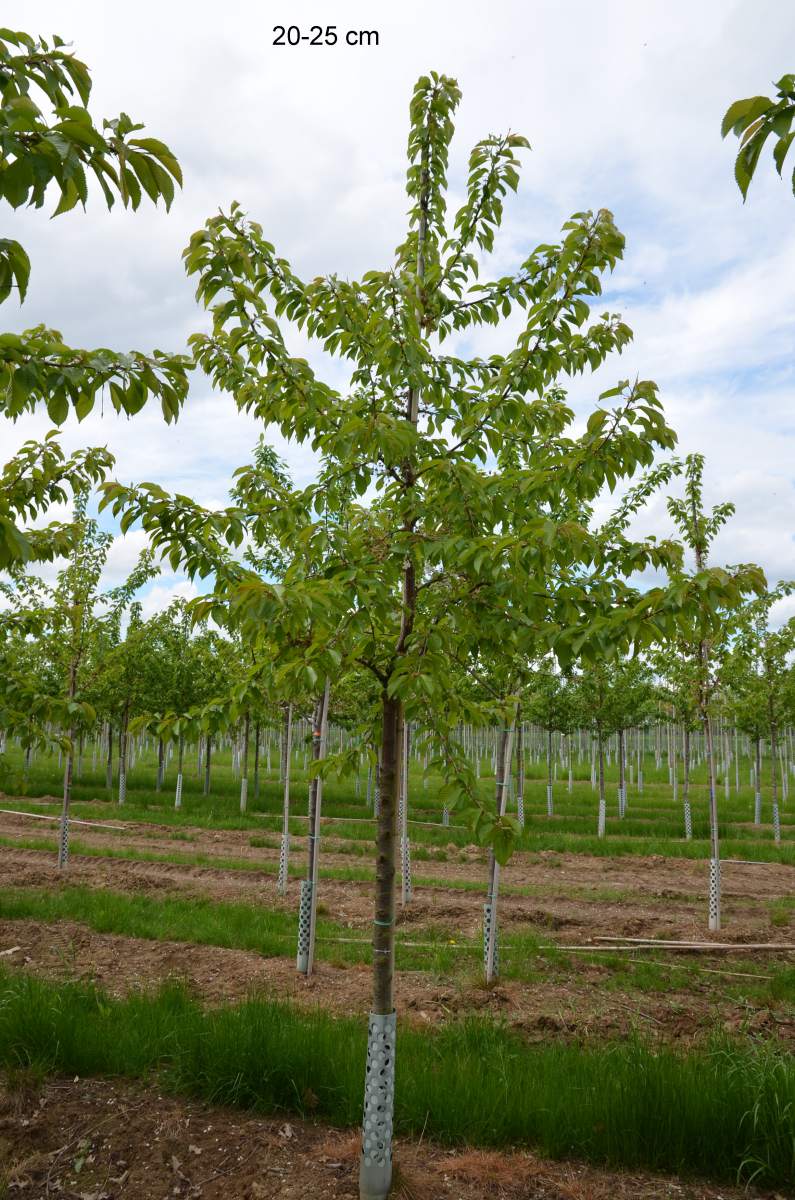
[
  {"left": 156, "top": 736, "right": 165, "bottom": 792},
  {"left": 175, "top": 734, "right": 184, "bottom": 809},
  {"left": 704, "top": 713, "right": 720, "bottom": 930},
  {"left": 58, "top": 663, "right": 77, "bottom": 869},
  {"left": 203, "top": 735, "right": 212, "bottom": 796},
  {"left": 484, "top": 707, "right": 518, "bottom": 982},
  {"left": 682, "top": 726, "right": 692, "bottom": 839},
  {"left": 516, "top": 713, "right": 525, "bottom": 828},
  {"left": 597, "top": 732, "right": 606, "bottom": 838},
  {"left": 545, "top": 727, "right": 553, "bottom": 816},
  {"left": 371, "top": 691, "right": 400, "bottom": 1013},
  {"left": 297, "top": 683, "right": 330, "bottom": 974},
  {"left": 771, "top": 720, "right": 781, "bottom": 845},
  {"left": 253, "top": 720, "right": 261, "bottom": 801},
  {"left": 618, "top": 727, "right": 626, "bottom": 817},
  {"left": 118, "top": 705, "right": 129, "bottom": 806},
  {"left": 754, "top": 735, "right": 762, "bottom": 825},
  {"left": 106, "top": 722, "right": 113, "bottom": 792},
  {"left": 277, "top": 704, "right": 293, "bottom": 894},
  {"left": 240, "top": 712, "right": 250, "bottom": 813},
  {"left": 399, "top": 717, "right": 412, "bottom": 905}
]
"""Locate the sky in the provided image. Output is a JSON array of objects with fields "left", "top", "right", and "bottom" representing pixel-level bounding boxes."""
[{"left": 3, "top": 0, "right": 795, "bottom": 622}]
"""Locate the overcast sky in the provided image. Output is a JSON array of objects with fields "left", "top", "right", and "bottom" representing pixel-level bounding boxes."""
[{"left": 4, "top": 0, "right": 795, "bottom": 621}]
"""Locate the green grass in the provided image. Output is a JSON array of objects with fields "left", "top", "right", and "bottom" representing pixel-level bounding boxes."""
[
  {"left": 5, "top": 883, "right": 794, "bottom": 1006},
  {"left": 0, "top": 967, "right": 793, "bottom": 1186},
  {"left": 0, "top": 884, "right": 479, "bottom": 975},
  {"left": 5, "top": 740, "right": 793, "bottom": 858},
  {"left": 0, "top": 830, "right": 785, "bottom": 927}
]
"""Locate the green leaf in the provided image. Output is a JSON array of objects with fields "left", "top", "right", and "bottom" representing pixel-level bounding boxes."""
[{"left": 721, "top": 95, "right": 771, "bottom": 138}]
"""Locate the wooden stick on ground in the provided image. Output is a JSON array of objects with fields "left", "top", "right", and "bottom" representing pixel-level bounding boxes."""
[
  {"left": 0, "top": 809, "right": 127, "bottom": 832},
  {"left": 594, "top": 935, "right": 795, "bottom": 951}
]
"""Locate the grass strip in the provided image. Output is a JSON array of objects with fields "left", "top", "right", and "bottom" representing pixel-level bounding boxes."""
[
  {"left": 0, "top": 885, "right": 474, "bottom": 974},
  {"left": 5, "top": 884, "right": 795, "bottom": 1001},
  {"left": 0, "top": 884, "right": 360, "bottom": 963},
  {"left": 5, "top": 790, "right": 793, "bottom": 862},
  {"left": 1, "top": 833, "right": 790, "bottom": 919},
  {"left": 0, "top": 968, "right": 793, "bottom": 1186}
]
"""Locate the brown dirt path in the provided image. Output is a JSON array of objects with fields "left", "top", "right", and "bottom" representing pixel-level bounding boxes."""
[
  {"left": 0, "top": 919, "right": 792, "bottom": 1046},
  {"left": 0, "top": 831, "right": 793, "bottom": 946},
  {"left": 0, "top": 1073, "right": 774, "bottom": 1199}
]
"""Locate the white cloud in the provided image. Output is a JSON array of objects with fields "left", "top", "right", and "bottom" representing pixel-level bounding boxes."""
[
  {"left": 2, "top": 0, "right": 794, "bottom": 619},
  {"left": 138, "top": 577, "right": 200, "bottom": 620}
]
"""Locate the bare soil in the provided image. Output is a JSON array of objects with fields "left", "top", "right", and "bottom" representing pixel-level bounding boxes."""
[
  {"left": 0, "top": 808, "right": 794, "bottom": 1046},
  {"left": 0, "top": 806, "right": 793, "bottom": 1198},
  {"left": 0, "top": 912, "right": 792, "bottom": 1047},
  {"left": 0, "top": 803, "right": 793, "bottom": 946},
  {"left": 0, "top": 1073, "right": 776, "bottom": 1199}
]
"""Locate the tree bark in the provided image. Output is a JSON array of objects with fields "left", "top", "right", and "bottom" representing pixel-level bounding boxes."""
[
  {"left": 156, "top": 736, "right": 165, "bottom": 791},
  {"left": 58, "top": 656, "right": 78, "bottom": 868},
  {"left": 305, "top": 693, "right": 325, "bottom": 876},
  {"left": 203, "top": 734, "right": 212, "bottom": 796},
  {"left": 372, "top": 691, "right": 400, "bottom": 1014},
  {"left": 546, "top": 727, "right": 553, "bottom": 816},
  {"left": 597, "top": 731, "right": 606, "bottom": 838},
  {"left": 515, "top": 711, "right": 525, "bottom": 827},
  {"left": 118, "top": 704, "right": 129, "bottom": 806},
  {"left": 300, "top": 681, "right": 331, "bottom": 975},
  {"left": 175, "top": 733, "right": 184, "bottom": 809},
  {"left": 105, "top": 722, "right": 113, "bottom": 792},
  {"left": 485, "top": 706, "right": 518, "bottom": 982},
  {"left": 399, "top": 716, "right": 412, "bottom": 905},
  {"left": 240, "top": 711, "right": 250, "bottom": 813},
  {"left": 771, "top": 716, "right": 780, "bottom": 844},
  {"left": 277, "top": 704, "right": 293, "bottom": 894}
]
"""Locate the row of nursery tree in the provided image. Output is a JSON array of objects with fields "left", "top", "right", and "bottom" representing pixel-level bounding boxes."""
[
  {"left": 2, "top": 30, "right": 794, "bottom": 1199},
  {"left": 2, "top": 532, "right": 793, "bottom": 837}
]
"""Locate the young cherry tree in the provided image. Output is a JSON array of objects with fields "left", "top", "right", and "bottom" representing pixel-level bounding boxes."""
[
  {"left": 666, "top": 453, "right": 764, "bottom": 930},
  {"left": 103, "top": 74, "right": 762, "bottom": 1200},
  {"left": 725, "top": 584, "right": 795, "bottom": 843},
  {"left": 573, "top": 657, "right": 653, "bottom": 837},
  {"left": 0, "top": 490, "right": 156, "bottom": 859},
  {"left": 653, "top": 648, "right": 701, "bottom": 838},
  {"left": 524, "top": 662, "right": 579, "bottom": 817}
]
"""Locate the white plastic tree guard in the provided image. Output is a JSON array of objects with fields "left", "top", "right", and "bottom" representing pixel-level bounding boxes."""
[
  {"left": 708, "top": 857, "right": 721, "bottom": 932},
  {"left": 359, "top": 1011, "right": 396, "bottom": 1200}
]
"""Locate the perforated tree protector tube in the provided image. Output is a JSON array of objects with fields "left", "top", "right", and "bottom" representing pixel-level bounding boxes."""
[
  {"left": 359, "top": 1010, "right": 396, "bottom": 1200},
  {"left": 401, "top": 836, "right": 412, "bottom": 903},
  {"left": 483, "top": 901, "right": 499, "bottom": 977},
  {"left": 708, "top": 857, "right": 721, "bottom": 932},
  {"left": 296, "top": 878, "right": 313, "bottom": 972},
  {"left": 57, "top": 812, "right": 69, "bottom": 869},
  {"left": 277, "top": 831, "right": 290, "bottom": 895}
]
